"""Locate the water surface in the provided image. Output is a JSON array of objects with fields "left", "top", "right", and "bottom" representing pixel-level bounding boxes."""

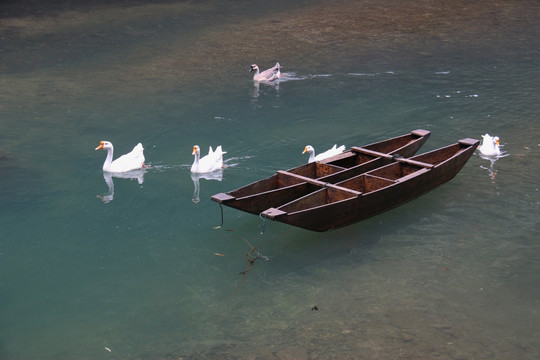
[{"left": 1, "top": 0, "right": 539, "bottom": 359}]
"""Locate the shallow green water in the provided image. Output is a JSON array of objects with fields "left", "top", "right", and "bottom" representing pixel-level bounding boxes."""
[{"left": 1, "top": 1, "right": 539, "bottom": 359}]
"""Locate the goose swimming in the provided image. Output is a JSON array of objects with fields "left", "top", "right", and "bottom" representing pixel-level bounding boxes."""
[
  {"left": 95, "top": 141, "right": 146, "bottom": 173},
  {"left": 478, "top": 134, "right": 501, "bottom": 156},
  {"left": 191, "top": 145, "right": 226, "bottom": 173},
  {"left": 250, "top": 62, "right": 282, "bottom": 82}
]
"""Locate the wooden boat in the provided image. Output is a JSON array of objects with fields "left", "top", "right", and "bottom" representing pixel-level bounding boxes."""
[
  {"left": 260, "top": 138, "right": 479, "bottom": 231},
  {"left": 213, "top": 136, "right": 479, "bottom": 232},
  {"left": 211, "top": 129, "right": 430, "bottom": 215}
]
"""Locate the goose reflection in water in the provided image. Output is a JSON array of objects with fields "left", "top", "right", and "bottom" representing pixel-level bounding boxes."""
[
  {"left": 249, "top": 70, "right": 310, "bottom": 99},
  {"left": 97, "top": 169, "right": 146, "bottom": 204},
  {"left": 479, "top": 154, "right": 499, "bottom": 180},
  {"left": 191, "top": 170, "right": 223, "bottom": 204},
  {"left": 478, "top": 152, "right": 509, "bottom": 181},
  {"left": 250, "top": 78, "right": 281, "bottom": 99}
]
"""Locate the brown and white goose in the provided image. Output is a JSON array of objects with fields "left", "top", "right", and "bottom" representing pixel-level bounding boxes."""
[{"left": 250, "top": 62, "right": 282, "bottom": 81}]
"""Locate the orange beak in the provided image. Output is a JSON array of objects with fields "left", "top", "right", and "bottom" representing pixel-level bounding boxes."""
[
  {"left": 95, "top": 142, "right": 104, "bottom": 150},
  {"left": 192, "top": 146, "right": 198, "bottom": 155},
  {"left": 495, "top": 139, "right": 500, "bottom": 146},
  {"left": 302, "top": 147, "right": 308, "bottom": 154}
]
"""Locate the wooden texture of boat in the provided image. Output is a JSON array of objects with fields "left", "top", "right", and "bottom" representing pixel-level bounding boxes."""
[
  {"left": 260, "top": 138, "right": 479, "bottom": 231},
  {"left": 212, "top": 129, "right": 431, "bottom": 215},
  {"left": 212, "top": 135, "right": 479, "bottom": 232}
]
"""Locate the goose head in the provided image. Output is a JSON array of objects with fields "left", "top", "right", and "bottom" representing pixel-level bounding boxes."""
[
  {"left": 302, "top": 145, "right": 314, "bottom": 155},
  {"left": 493, "top": 136, "right": 500, "bottom": 146},
  {"left": 249, "top": 64, "right": 259, "bottom": 73},
  {"left": 192, "top": 145, "right": 201, "bottom": 156},
  {"left": 95, "top": 141, "right": 113, "bottom": 151}
]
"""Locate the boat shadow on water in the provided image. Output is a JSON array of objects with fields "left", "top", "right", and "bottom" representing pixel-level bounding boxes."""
[
  {"left": 214, "top": 184, "right": 452, "bottom": 284},
  {"left": 216, "top": 204, "right": 439, "bottom": 293}
]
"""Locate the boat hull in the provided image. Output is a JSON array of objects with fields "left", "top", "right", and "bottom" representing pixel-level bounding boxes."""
[{"left": 261, "top": 138, "right": 479, "bottom": 231}]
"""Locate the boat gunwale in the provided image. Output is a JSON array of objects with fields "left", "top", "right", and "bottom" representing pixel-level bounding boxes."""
[
  {"left": 351, "top": 129, "right": 431, "bottom": 155},
  {"left": 232, "top": 181, "right": 314, "bottom": 202}
]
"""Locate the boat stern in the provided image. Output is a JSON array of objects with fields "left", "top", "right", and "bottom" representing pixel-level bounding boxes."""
[
  {"left": 260, "top": 207, "right": 287, "bottom": 219},
  {"left": 211, "top": 192, "right": 236, "bottom": 203}
]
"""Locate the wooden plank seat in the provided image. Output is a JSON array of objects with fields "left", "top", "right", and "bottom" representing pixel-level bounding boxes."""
[
  {"left": 276, "top": 170, "right": 362, "bottom": 195},
  {"left": 350, "top": 146, "right": 394, "bottom": 159}
]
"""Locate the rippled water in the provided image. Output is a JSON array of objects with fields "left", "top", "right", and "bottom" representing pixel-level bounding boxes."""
[{"left": 1, "top": 1, "right": 539, "bottom": 359}]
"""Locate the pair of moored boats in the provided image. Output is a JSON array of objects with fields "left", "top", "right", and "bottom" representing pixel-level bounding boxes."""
[{"left": 212, "top": 130, "right": 479, "bottom": 232}]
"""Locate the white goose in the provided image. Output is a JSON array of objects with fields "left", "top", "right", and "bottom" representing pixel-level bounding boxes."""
[
  {"left": 303, "top": 144, "right": 346, "bottom": 163},
  {"left": 479, "top": 134, "right": 501, "bottom": 156},
  {"left": 191, "top": 145, "right": 226, "bottom": 173},
  {"left": 95, "top": 141, "right": 145, "bottom": 172},
  {"left": 250, "top": 62, "right": 282, "bottom": 82}
]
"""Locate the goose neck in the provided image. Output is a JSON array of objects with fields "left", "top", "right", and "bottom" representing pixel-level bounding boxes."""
[{"left": 103, "top": 147, "right": 114, "bottom": 171}]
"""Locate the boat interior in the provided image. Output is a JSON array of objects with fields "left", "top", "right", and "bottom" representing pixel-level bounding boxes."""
[{"left": 226, "top": 149, "right": 389, "bottom": 200}]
